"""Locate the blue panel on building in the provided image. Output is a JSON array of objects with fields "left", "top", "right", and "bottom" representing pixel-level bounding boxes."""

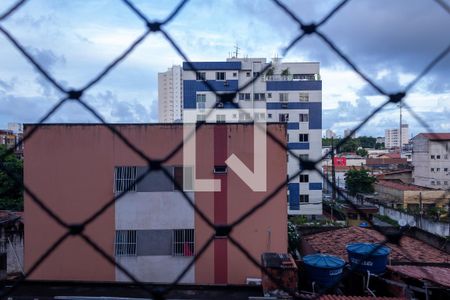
[
  {"left": 266, "top": 102, "right": 322, "bottom": 129},
  {"left": 183, "top": 80, "right": 239, "bottom": 109},
  {"left": 287, "top": 122, "right": 299, "bottom": 130},
  {"left": 309, "top": 183, "right": 322, "bottom": 190},
  {"left": 288, "top": 183, "right": 300, "bottom": 210},
  {"left": 183, "top": 61, "right": 242, "bottom": 71},
  {"left": 288, "top": 143, "right": 310, "bottom": 150},
  {"left": 266, "top": 80, "right": 322, "bottom": 91}
]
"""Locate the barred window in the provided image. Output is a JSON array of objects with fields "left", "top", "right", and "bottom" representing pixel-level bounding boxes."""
[
  {"left": 299, "top": 134, "right": 309, "bottom": 142},
  {"left": 279, "top": 93, "right": 289, "bottom": 102},
  {"left": 115, "top": 230, "right": 137, "bottom": 256},
  {"left": 173, "top": 229, "right": 194, "bottom": 257},
  {"left": 299, "top": 92, "right": 309, "bottom": 102},
  {"left": 279, "top": 113, "right": 289, "bottom": 122},
  {"left": 299, "top": 113, "right": 309, "bottom": 122},
  {"left": 300, "top": 174, "right": 309, "bottom": 182},
  {"left": 300, "top": 195, "right": 309, "bottom": 203},
  {"left": 114, "top": 166, "right": 137, "bottom": 193},
  {"left": 196, "top": 72, "right": 206, "bottom": 81},
  {"left": 216, "top": 72, "right": 226, "bottom": 80}
]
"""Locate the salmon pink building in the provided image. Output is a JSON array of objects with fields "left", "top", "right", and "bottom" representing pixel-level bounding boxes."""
[{"left": 24, "top": 123, "right": 288, "bottom": 284}]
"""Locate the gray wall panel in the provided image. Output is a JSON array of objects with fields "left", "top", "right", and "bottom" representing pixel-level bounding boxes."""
[
  {"left": 136, "top": 167, "right": 174, "bottom": 192},
  {"left": 137, "top": 230, "right": 172, "bottom": 256}
]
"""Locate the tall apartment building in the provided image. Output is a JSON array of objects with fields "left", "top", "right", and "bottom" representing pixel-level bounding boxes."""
[
  {"left": 24, "top": 124, "right": 287, "bottom": 284},
  {"left": 158, "top": 65, "right": 183, "bottom": 123},
  {"left": 180, "top": 57, "right": 322, "bottom": 215},
  {"left": 385, "top": 124, "right": 409, "bottom": 149},
  {"left": 325, "top": 129, "right": 336, "bottom": 139},
  {"left": 411, "top": 133, "right": 450, "bottom": 189}
]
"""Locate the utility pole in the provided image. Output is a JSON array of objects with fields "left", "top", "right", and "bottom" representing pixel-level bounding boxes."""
[{"left": 331, "top": 137, "right": 336, "bottom": 221}]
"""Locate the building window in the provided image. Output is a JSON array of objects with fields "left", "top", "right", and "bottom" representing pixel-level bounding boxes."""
[
  {"left": 431, "top": 155, "right": 435, "bottom": 159},
  {"left": 444, "top": 168, "right": 448, "bottom": 172},
  {"left": 174, "top": 166, "right": 193, "bottom": 191},
  {"left": 216, "top": 114, "right": 226, "bottom": 123},
  {"left": 279, "top": 113, "right": 289, "bottom": 122},
  {"left": 246, "top": 71, "right": 251, "bottom": 77},
  {"left": 267, "top": 93, "right": 272, "bottom": 98},
  {"left": 216, "top": 72, "right": 226, "bottom": 80},
  {"left": 173, "top": 229, "right": 194, "bottom": 257},
  {"left": 431, "top": 168, "right": 434, "bottom": 172},
  {"left": 196, "top": 72, "right": 206, "bottom": 81},
  {"left": 299, "top": 154, "right": 309, "bottom": 161},
  {"left": 233, "top": 72, "right": 237, "bottom": 77},
  {"left": 444, "top": 181, "right": 448, "bottom": 185},
  {"left": 197, "top": 114, "right": 206, "bottom": 122},
  {"left": 115, "top": 230, "right": 137, "bottom": 256},
  {"left": 431, "top": 180, "right": 435, "bottom": 185},
  {"left": 254, "top": 93, "right": 260, "bottom": 101},
  {"left": 268, "top": 113, "right": 272, "bottom": 118},
  {"left": 436, "top": 181, "right": 441, "bottom": 185},
  {"left": 214, "top": 165, "right": 227, "bottom": 174},
  {"left": 238, "top": 93, "right": 251, "bottom": 101},
  {"left": 253, "top": 72, "right": 260, "bottom": 78},
  {"left": 299, "top": 134, "right": 309, "bottom": 142},
  {"left": 437, "top": 168, "right": 440, "bottom": 172},
  {"left": 279, "top": 93, "right": 289, "bottom": 102},
  {"left": 299, "top": 92, "right": 309, "bottom": 102},
  {"left": 300, "top": 174, "right": 309, "bottom": 182},
  {"left": 114, "top": 166, "right": 137, "bottom": 193},
  {"left": 196, "top": 94, "right": 206, "bottom": 111},
  {"left": 299, "top": 194, "right": 309, "bottom": 203},
  {"left": 257, "top": 93, "right": 266, "bottom": 100},
  {"left": 254, "top": 113, "right": 265, "bottom": 121},
  {"left": 299, "top": 113, "right": 309, "bottom": 122},
  {"left": 437, "top": 155, "right": 441, "bottom": 159}
]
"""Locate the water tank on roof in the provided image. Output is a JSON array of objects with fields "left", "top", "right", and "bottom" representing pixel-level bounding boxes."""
[
  {"left": 346, "top": 243, "right": 390, "bottom": 275},
  {"left": 303, "top": 254, "right": 345, "bottom": 288}
]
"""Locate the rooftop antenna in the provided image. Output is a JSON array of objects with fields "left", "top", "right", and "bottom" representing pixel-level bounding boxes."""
[{"left": 234, "top": 44, "right": 240, "bottom": 58}]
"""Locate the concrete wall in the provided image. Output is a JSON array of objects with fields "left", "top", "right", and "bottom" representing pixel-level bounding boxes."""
[{"left": 25, "top": 124, "right": 287, "bottom": 285}]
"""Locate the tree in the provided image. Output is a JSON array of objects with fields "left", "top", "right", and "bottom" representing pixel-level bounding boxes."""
[
  {"left": 345, "top": 169, "right": 376, "bottom": 196},
  {"left": 339, "top": 138, "right": 359, "bottom": 153},
  {"left": 0, "top": 145, "right": 23, "bottom": 211},
  {"left": 356, "top": 148, "right": 368, "bottom": 157}
]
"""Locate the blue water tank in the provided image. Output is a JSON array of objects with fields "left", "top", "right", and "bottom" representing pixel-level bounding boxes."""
[
  {"left": 346, "top": 243, "right": 390, "bottom": 274},
  {"left": 303, "top": 254, "right": 345, "bottom": 288}
]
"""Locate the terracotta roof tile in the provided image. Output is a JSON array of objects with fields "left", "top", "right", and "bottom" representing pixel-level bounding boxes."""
[
  {"left": 415, "top": 133, "right": 450, "bottom": 141},
  {"left": 303, "top": 227, "right": 450, "bottom": 263},
  {"left": 376, "top": 180, "right": 429, "bottom": 191},
  {"left": 388, "top": 265, "right": 450, "bottom": 288}
]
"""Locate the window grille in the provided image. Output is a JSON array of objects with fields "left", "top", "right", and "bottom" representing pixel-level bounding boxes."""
[
  {"left": 172, "top": 229, "right": 194, "bottom": 257},
  {"left": 279, "top": 93, "right": 289, "bottom": 102},
  {"left": 114, "top": 166, "right": 137, "bottom": 193},
  {"left": 115, "top": 230, "right": 137, "bottom": 256}
]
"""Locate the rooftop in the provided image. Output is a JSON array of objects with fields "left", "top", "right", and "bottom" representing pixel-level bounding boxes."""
[
  {"left": 387, "top": 265, "right": 450, "bottom": 288},
  {"left": 376, "top": 180, "right": 432, "bottom": 191},
  {"left": 413, "top": 133, "right": 450, "bottom": 141},
  {"left": 302, "top": 227, "right": 450, "bottom": 263}
]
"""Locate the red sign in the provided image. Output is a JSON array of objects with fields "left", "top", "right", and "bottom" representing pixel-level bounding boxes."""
[{"left": 334, "top": 157, "right": 347, "bottom": 166}]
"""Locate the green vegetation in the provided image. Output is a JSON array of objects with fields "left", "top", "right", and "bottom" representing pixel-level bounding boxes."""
[
  {"left": 356, "top": 148, "right": 368, "bottom": 157},
  {"left": 287, "top": 221, "right": 299, "bottom": 253},
  {"left": 375, "top": 214, "right": 399, "bottom": 226},
  {"left": 345, "top": 169, "right": 376, "bottom": 196},
  {"left": 322, "top": 136, "right": 385, "bottom": 153},
  {"left": 0, "top": 145, "right": 23, "bottom": 211}
]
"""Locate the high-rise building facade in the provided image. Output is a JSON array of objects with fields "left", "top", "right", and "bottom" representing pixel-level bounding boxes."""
[
  {"left": 158, "top": 65, "right": 183, "bottom": 123},
  {"left": 181, "top": 57, "right": 322, "bottom": 215},
  {"left": 385, "top": 124, "right": 409, "bottom": 149},
  {"left": 325, "top": 129, "right": 336, "bottom": 139}
]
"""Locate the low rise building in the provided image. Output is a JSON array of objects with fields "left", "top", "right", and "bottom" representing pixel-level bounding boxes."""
[
  {"left": 374, "top": 179, "right": 450, "bottom": 210},
  {"left": 411, "top": 133, "right": 450, "bottom": 189},
  {"left": 24, "top": 124, "right": 288, "bottom": 285}
]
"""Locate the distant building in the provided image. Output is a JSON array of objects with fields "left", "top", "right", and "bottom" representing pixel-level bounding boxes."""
[
  {"left": 158, "top": 65, "right": 183, "bottom": 123},
  {"left": 24, "top": 124, "right": 287, "bottom": 285},
  {"left": 7, "top": 122, "right": 23, "bottom": 133},
  {"left": 385, "top": 124, "right": 409, "bottom": 149},
  {"left": 0, "top": 129, "right": 16, "bottom": 149},
  {"left": 366, "top": 152, "right": 408, "bottom": 171},
  {"left": 376, "top": 137, "right": 385, "bottom": 144},
  {"left": 325, "top": 129, "right": 336, "bottom": 139},
  {"left": 344, "top": 129, "right": 355, "bottom": 138},
  {"left": 411, "top": 133, "right": 450, "bottom": 189}
]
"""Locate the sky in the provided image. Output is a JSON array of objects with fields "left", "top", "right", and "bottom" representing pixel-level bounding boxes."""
[{"left": 0, "top": 0, "right": 449, "bottom": 137}]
